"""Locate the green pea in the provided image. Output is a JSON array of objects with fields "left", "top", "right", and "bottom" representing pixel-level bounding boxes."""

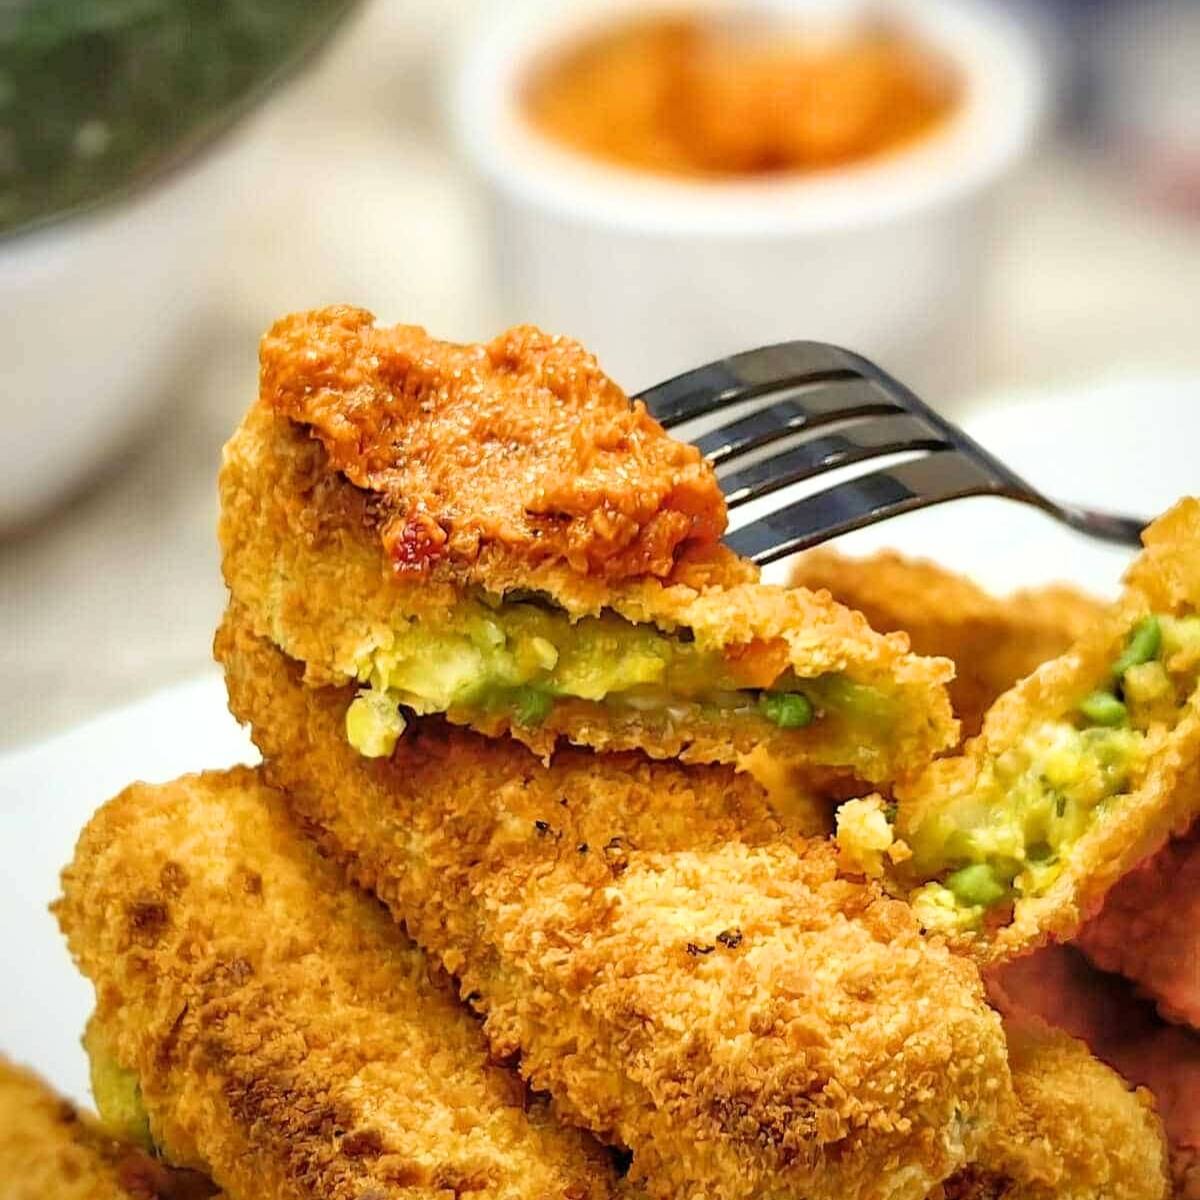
[
  {"left": 1112, "top": 616, "right": 1162, "bottom": 678},
  {"left": 946, "top": 863, "right": 1010, "bottom": 908},
  {"left": 1079, "top": 690, "right": 1128, "bottom": 727},
  {"left": 758, "top": 691, "right": 815, "bottom": 729},
  {"left": 513, "top": 687, "right": 554, "bottom": 727}
]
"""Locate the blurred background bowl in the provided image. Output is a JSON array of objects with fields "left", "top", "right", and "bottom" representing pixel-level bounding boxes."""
[
  {"left": 0, "top": 0, "right": 360, "bottom": 531},
  {"left": 453, "top": 0, "right": 1044, "bottom": 402},
  {"left": 0, "top": 146, "right": 228, "bottom": 529}
]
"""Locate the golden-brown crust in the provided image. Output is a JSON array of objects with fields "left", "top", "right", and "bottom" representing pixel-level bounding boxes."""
[
  {"left": 988, "top": 944, "right": 1200, "bottom": 1199},
  {"left": 219, "top": 405, "right": 957, "bottom": 784},
  {"left": 216, "top": 605, "right": 1012, "bottom": 1200},
  {"left": 55, "top": 767, "right": 623, "bottom": 1200},
  {"left": 928, "top": 1018, "right": 1171, "bottom": 1200},
  {"left": 0, "top": 1057, "right": 217, "bottom": 1200},
  {"left": 259, "top": 307, "right": 728, "bottom": 584},
  {"left": 789, "top": 550, "right": 1104, "bottom": 738},
  {"left": 981, "top": 1018, "right": 1169, "bottom": 1200},
  {"left": 896, "top": 499, "right": 1200, "bottom": 964}
]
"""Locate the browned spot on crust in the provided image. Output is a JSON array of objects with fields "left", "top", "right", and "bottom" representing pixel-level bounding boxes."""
[
  {"left": 936, "top": 1166, "right": 1013, "bottom": 1199},
  {"left": 159, "top": 863, "right": 188, "bottom": 897},
  {"left": 127, "top": 900, "right": 169, "bottom": 947},
  {"left": 339, "top": 1129, "right": 384, "bottom": 1158}
]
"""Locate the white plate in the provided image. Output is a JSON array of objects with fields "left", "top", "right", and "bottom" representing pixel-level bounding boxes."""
[
  {"left": 2, "top": 373, "right": 1197, "bottom": 1108},
  {"left": 0, "top": 675, "right": 255, "bottom": 1103}
]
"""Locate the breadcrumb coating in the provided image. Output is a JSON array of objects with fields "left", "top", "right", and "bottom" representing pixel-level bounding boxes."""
[
  {"left": 896, "top": 499, "right": 1200, "bottom": 963},
  {"left": 930, "top": 1018, "right": 1170, "bottom": 1200},
  {"left": 259, "top": 307, "right": 728, "bottom": 586},
  {"left": 219, "top": 403, "right": 957, "bottom": 784},
  {"left": 981, "top": 1018, "right": 1169, "bottom": 1200},
  {"left": 0, "top": 1056, "right": 217, "bottom": 1200},
  {"left": 990, "top": 945, "right": 1199, "bottom": 1199},
  {"left": 789, "top": 550, "right": 1103, "bottom": 738},
  {"left": 1076, "top": 821, "right": 1200, "bottom": 1029},
  {"left": 55, "top": 767, "right": 625, "bottom": 1200},
  {"left": 216, "top": 606, "right": 1011, "bottom": 1200}
]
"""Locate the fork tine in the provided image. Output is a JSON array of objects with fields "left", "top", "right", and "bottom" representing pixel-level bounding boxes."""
[
  {"left": 720, "top": 412, "right": 950, "bottom": 508},
  {"left": 725, "top": 449, "right": 1015, "bottom": 565},
  {"left": 694, "top": 377, "right": 903, "bottom": 466},
  {"left": 635, "top": 341, "right": 867, "bottom": 428}
]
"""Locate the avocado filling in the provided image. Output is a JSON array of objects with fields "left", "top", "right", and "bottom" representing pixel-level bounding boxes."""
[
  {"left": 86, "top": 1038, "right": 153, "bottom": 1151},
  {"left": 343, "top": 591, "right": 889, "bottom": 757},
  {"left": 904, "top": 613, "right": 1200, "bottom": 932}
]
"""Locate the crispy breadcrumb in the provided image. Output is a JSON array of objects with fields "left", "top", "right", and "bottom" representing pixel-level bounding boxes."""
[
  {"left": 216, "top": 606, "right": 1012, "bottom": 1200},
  {"left": 0, "top": 1056, "right": 217, "bottom": 1200},
  {"left": 990, "top": 944, "right": 1199, "bottom": 1199},
  {"left": 895, "top": 499, "right": 1200, "bottom": 963},
  {"left": 929, "top": 1018, "right": 1170, "bottom": 1200},
  {"left": 789, "top": 549, "right": 1103, "bottom": 738},
  {"left": 55, "top": 768, "right": 625, "bottom": 1200},
  {"left": 982, "top": 1018, "right": 1169, "bottom": 1200},
  {"left": 219, "top": 401, "right": 957, "bottom": 784},
  {"left": 1076, "top": 820, "right": 1200, "bottom": 1029}
]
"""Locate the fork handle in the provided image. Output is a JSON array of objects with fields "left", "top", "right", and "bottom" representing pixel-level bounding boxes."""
[{"left": 1049, "top": 502, "right": 1146, "bottom": 548}]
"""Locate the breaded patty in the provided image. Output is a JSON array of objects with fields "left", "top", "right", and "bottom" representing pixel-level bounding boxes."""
[
  {"left": 980, "top": 1018, "right": 1168, "bottom": 1200},
  {"left": 55, "top": 768, "right": 625, "bottom": 1200},
  {"left": 0, "top": 1056, "right": 217, "bottom": 1199},
  {"left": 789, "top": 549, "right": 1103, "bottom": 738},
  {"left": 220, "top": 310, "right": 957, "bottom": 786},
  {"left": 216, "top": 606, "right": 1012, "bottom": 1200},
  {"left": 1076, "top": 820, "right": 1200, "bottom": 1029},
  {"left": 990, "top": 945, "right": 1200, "bottom": 1199},
  {"left": 930, "top": 1017, "right": 1170, "bottom": 1200},
  {"left": 838, "top": 500, "right": 1200, "bottom": 962}
]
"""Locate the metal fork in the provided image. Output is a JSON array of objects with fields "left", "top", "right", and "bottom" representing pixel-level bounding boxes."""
[{"left": 634, "top": 342, "right": 1146, "bottom": 566}]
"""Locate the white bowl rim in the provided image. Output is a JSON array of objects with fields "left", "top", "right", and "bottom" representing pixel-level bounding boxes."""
[{"left": 451, "top": 0, "right": 1046, "bottom": 237}]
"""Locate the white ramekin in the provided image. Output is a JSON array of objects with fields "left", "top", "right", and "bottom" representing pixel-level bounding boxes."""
[
  {"left": 0, "top": 159, "right": 229, "bottom": 531},
  {"left": 451, "top": 0, "right": 1044, "bottom": 402}
]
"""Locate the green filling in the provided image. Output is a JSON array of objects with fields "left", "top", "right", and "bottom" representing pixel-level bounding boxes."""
[
  {"left": 86, "top": 1040, "right": 152, "bottom": 1151},
  {"left": 1078, "top": 690, "right": 1128, "bottom": 727},
  {"left": 907, "top": 611, "right": 1198, "bottom": 930},
  {"left": 344, "top": 592, "right": 886, "bottom": 756},
  {"left": 758, "top": 692, "right": 814, "bottom": 729}
]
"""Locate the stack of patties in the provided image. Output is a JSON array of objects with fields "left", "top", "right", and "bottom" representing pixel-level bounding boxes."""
[{"left": 34, "top": 307, "right": 1182, "bottom": 1199}]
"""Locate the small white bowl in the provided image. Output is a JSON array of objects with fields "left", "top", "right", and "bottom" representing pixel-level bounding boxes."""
[
  {"left": 0, "top": 157, "right": 229, "bottom": 531},
  {"left": 452, "top": 0, "right": 1045, "bottom": 401}
]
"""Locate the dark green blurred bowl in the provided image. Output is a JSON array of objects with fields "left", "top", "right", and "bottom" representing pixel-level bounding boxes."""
[{"left": 0, "top": 0, "right": 362, "bottom": 243}]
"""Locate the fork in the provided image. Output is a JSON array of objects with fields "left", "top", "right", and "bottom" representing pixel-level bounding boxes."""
[{"left": 634, "top": 341, "right": 1147, "bottom": 566}]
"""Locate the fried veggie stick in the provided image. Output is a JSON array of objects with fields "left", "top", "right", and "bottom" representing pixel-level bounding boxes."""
[
  {"left": 838, "top": 500, "right": 1200, "bottom": 962},
  {"left": 55, "top": 768, "right": 625, "bottom": 1200},
  {"left": 789, "top": 549, "right": 1103, "bottom": 738},
  {"left": 218, "top": 307, "right": 957, "bottom": 786},
  {"left": 990, "top": 944, "right": 1200, "bottom": 1198},
  {"left": 216, "top": 606, "right": 1010, "bottom": 1200},
  {"left": 974, "top": 1018, "right": 1168, "bottom": 1200},
  {"left": 0, "top": 1056, "right": 218, "bottom": 1200}
]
